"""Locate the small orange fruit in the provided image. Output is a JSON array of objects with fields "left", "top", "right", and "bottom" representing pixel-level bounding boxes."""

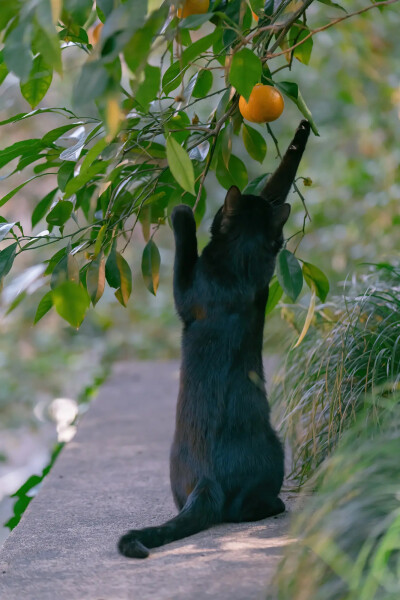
[
  {"left": 88, "top": 22, "right": 103, "bottom": 46},
  {"left": 177, "top": 0, "right": 210, "bottom": 18},
  {"left": 239, "top": 84, "right": 284, "bottom": 123},
  {"left": 252, "top": 10, "right": 259, "bottom": 21}
]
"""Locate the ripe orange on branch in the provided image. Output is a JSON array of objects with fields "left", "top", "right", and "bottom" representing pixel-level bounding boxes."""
[
  {"left": 177, "top": 0, "right": 210, "bottom": 18},
  {"left": 239, "top": 84, "right": 284, "bottom": 123}
]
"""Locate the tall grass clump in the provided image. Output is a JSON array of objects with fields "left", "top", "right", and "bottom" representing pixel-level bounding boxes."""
[
  {"left": 268, "top": 390, "right": 400, "bottom": 600},
  {"left": 272, "top": 264, "right": 400, "bottom": 485}
]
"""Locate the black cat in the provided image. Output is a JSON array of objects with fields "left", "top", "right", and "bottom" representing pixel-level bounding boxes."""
[{"left": 118, "top": 120, "right": 311, "bottom": 558}]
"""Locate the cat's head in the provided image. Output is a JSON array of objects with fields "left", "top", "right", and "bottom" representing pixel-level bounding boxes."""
[{"left": 211, "top": 120, "right": 311, "bottom": 254}]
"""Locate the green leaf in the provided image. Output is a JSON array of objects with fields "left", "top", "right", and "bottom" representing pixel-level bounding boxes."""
[
  {"left": 141, "top": 239, "right": 160, "bottom": 296},
  {"left": 229, "top": 48, "right": 262, "bottom": 101},
  {"left": 216, "top": 154, "right": 248, "bottom": 191},
  {"left": 0, "top": 222, "right": 15, "bottom": 242},
  {"left": 0, "top": 50, "right": 9, "bottom": 85},
  {"left": 105, "top": 243, "right": 120, "bottom": 289},
  {"left": 73, "top": 60, "right": 110, "bottom": 107},
  {"left": 79, "top": 138, "right": 107, "bottom": 176},
  {"left": 178, "top": 13, "right": 213, "bottom": 29},
  {"left": 302, "top": 262, "right": 330, "bottom": 302},
  {"left": 0, "top": 177, "right": 44, "bottom": 208},
  {"left": 86, "top": 253, "right": 105, "bottom": 306},
  {"left": 64, "top": 162, "right": 106, "bottom": 198},
  {"left": 275, "top": 81, "right": 319, "bottom": 136},
  {"left": 32, "top": 188, "right": 58, "bottom": 227},
  {"left": 135, "top": 64, "right": 161, "bottom": 112},
  {"left": 243, "top": 173, "right": 269, "bottom": 195},
  {"left": 266, "top": 279, "right": 284, "bottom": 315},
  {"left": 162, "top": 61, "right": 182, "bottom": 95},
  {"left": 3, "top": 21, "right": 33, "bottom": 81},
  {"left": 57, "top": 162, "right": 75, "bottom": 192},
  {"left": 34, "top": 290, "right": 53, "bottom": 324},
  {"left": 242, "top": 124, "right": 267, "bottom": 164},
  {"left": 105, "top": 244, "right": 132, "bottom": 306},
  {"left": 0, "top": 243, "right": 17, "bottom": 280},
  {"left": 166, "top": 111, "right": 191, "bottom": 144},
  {"left": 114, "top": 252, "right": 132, "bottom": 307},
  {"left": 62, "top": 0, "right": 93, "bottom": 26},
  {"left": 166, "top": 136, "right": 195, "bottom": 196},
  {"left": 46, "top": 201, "right": 73, "bottom": 226},
  {"left": 33, "top": 21, "right": 62, "bottom": 76},
  {"left": 124, "top": 5, "right": 169, "bottom": 75},
  {"left": 317, "top": 0, "right": 347, "bottom": 11},
  {"left": 20, "top": 55, "right": 52, "bottom": 108},
  {"left": 52, "top": 281, "right": 90, "bottom": 328},
  {"left": 50, "top": 253, "right": 79, "bottom": 289},
  {"left": 221, "top": 122, "right": 233, "bottom": 170},
  {"left": 181, "top": 31, "right": 218, "bottom": 68},
  {"left": 276, "top": 249, "right": 303, "bottom": 301},
  {"left": 289, "top": 24, "right": 313, "bottom": 65},
  {"left": 192, "top": 69, "right": 213, "bottom": 98}
]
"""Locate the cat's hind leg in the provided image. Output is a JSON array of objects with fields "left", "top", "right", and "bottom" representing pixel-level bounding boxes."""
[
  {"left": 118, "top": 477, "right": 224, "bottom": 558},
  {"left": 225, "top": 482, "right": 285, "bottom": 523}
]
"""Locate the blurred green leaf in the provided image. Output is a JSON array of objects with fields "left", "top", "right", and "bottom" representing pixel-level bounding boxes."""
[
  {"left": 3, "top": 21, "right": 33, "bottom": 81},
  {"left": 135, "top": 64, "right": 161, "bottom": 112},
  {"left": 124, "top": 4, "right": 168, "bottom": 74},
  {"left": 50, "top": 253, "right": 79, "bottom": 289},
  {"left": 34, "top": 290, "right": 54, "bottom": 324},
  {"left": 141, "top": 239, "right": 160, "bottom": 296},
  {"left": 52, "top": 281, "right": 90, "bottom": 328}
]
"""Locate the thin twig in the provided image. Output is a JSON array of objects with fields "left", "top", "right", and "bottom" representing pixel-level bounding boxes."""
[{"left": 192, "top": 96, "right": 239, "bottom": 213}]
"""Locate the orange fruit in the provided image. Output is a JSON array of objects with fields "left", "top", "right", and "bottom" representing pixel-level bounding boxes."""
[
  {"left": 177, "top": 0, "right": 210, "bottom": 18},
  {"left": 239, "top": 84, "right": 284, "bottom": 123},
  {"left": 252, "top": 10, "right": 259, "bottom": 21},
  {"left": 88, "top": 22, "right": 103, "bottom": 46}
]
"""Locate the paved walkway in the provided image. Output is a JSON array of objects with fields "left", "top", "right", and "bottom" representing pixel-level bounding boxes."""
[{"left": 0, "top": 361, "right": 292, "bottom": 600}]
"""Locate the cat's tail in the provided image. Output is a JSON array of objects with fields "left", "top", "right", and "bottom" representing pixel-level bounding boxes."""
[{"left": 118, "top": 478, "right": 224, "bottom": 559}]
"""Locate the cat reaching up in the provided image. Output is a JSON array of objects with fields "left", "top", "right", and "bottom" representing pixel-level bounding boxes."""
[{"left": 118, "top": 120, "right": 311, "bottom": 559}]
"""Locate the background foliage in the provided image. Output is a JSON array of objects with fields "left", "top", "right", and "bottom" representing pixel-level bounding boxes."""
[{"left": 1, "top": 0, "right": 398, "bottom": 330}]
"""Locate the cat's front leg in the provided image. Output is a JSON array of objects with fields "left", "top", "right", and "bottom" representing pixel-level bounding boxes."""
[{"left": 171, "top": 205, "right": 198, "bottom": 299}]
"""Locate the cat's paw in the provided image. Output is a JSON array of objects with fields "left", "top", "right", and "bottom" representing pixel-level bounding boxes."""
[
  {"left": 118, "top": 530, "right": 149, "bottom": 559},
  {"left": 171, "top": 204, "right": 196, "bottom": 235}
]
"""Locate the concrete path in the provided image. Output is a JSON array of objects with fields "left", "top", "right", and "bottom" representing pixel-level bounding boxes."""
[{"left": 0, "top": 360, "right": 292, "bottom": 600}]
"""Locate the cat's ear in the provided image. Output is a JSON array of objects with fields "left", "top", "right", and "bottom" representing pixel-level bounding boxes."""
[
  {"left": 261, "top": 120, "right": 310, "bottom": 205},
  {"left": 272, "top": 203, "right": 291, "bottom": 232},
  {"left": 223, "top": 185, "right": 242, "bottom": 215}
]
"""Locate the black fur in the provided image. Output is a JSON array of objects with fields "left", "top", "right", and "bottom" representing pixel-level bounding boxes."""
[{"left": 118, "top": 120, "right": 311, "bottom": 559}]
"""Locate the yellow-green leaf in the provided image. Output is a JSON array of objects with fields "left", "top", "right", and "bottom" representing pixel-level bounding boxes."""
[{"left": 141, "top": 239, "right": 160, "bottom": 296}]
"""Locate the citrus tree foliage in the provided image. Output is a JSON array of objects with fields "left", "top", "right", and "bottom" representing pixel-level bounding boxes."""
[{"left": 0, "top": 0, "right": 394, "bottom": 327}]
